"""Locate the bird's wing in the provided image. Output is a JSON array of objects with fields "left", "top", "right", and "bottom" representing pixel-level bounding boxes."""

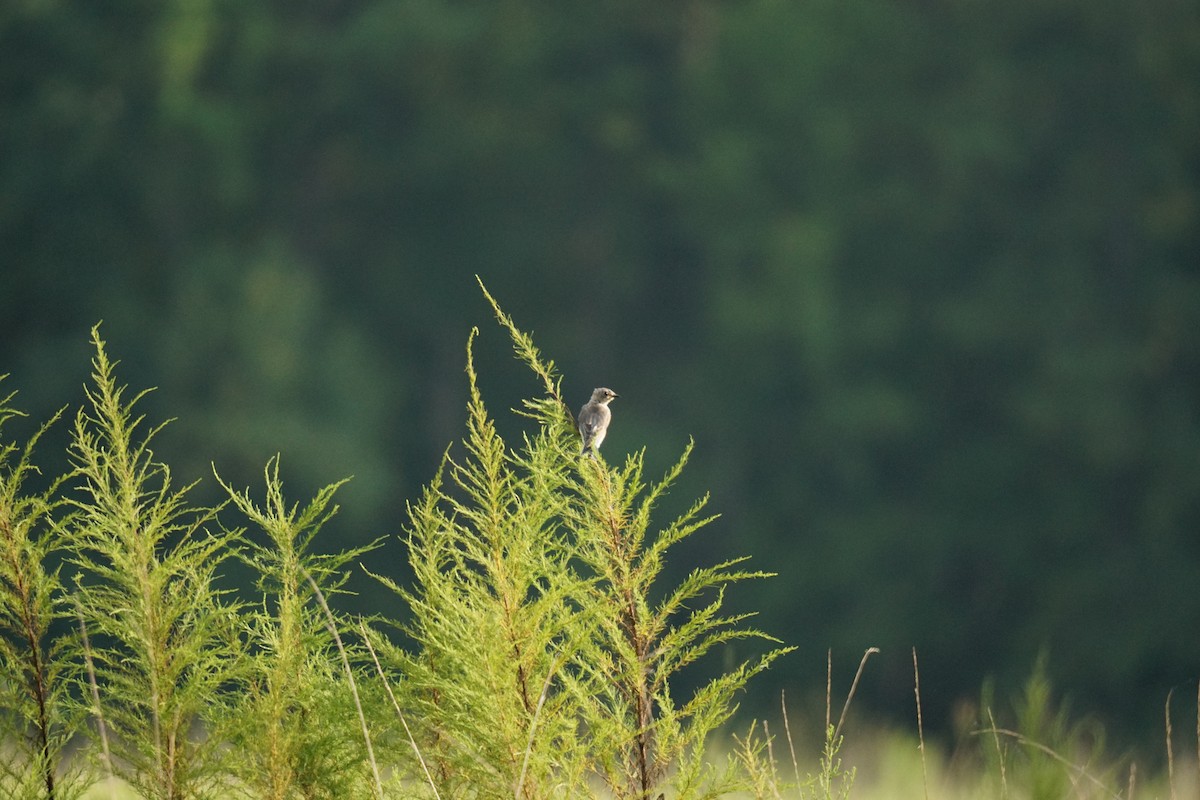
[{"left": 578, "top": 405, "right": 605, "bottom": 438}]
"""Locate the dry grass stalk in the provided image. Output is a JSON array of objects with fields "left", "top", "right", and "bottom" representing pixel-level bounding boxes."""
[{"left": 913, "top": 648, "right": 930, "bottom": 800}]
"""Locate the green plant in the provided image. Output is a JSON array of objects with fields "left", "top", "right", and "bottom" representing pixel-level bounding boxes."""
[
  {"left": 370, "top": 322, "right": 589, "bottom": 798},
  {"left": 732, "top": 653, "right": 873, "bottom": 800},
  {"left": 370, "top": 284, "right": 792, "bottom": 798},
  {"left": 217, "top": 458, "right": 382, "bottom": 800},
  {"left": 735, "top": 721, "right": 854, "bottom": 800},
  {"left": 805, "top": 726, "right": 854, "bottom": 800},
  {"left": 979, "top": 657, "right": 1120, "bottom": 800},
  {"left": 731, "top": 720, "right": 786, "bottom": 800},
  {"left": 0, "top": 383, "right": 86, "bottom": 800},
  {"left": 569, "top": 442, "right": 791, "bottom": 800},
  {"left": 0, "top": 307, "right": 820, "bottom": 798},
  {"left": 66, "top": 327, "right": 241, "bottom": 800}
]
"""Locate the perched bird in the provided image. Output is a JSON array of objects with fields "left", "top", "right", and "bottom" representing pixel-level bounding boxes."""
[{"left": 578, "top": 387, "right": 618, "bottom": 456}]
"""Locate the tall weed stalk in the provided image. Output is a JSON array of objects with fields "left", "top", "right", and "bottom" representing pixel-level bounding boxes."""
[
  {"left": 371, "top": 324, "right": 589, "bottom": 798},
  {"left": 370, "top": 284, "right": 792, "bottom": 798},
  {"left": 217, "top": 457, "right": 381, "bottom": 799},
  {"left": 0, "top": 383, "right": 85, "bottom": 800},
  {"left": 66, "top": 327, "right": 240, "bottom": 800}
]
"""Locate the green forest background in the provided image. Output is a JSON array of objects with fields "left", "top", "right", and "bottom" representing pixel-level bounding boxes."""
[{"left": 3, "top": 0, "right": 1198, "bottom": 755}]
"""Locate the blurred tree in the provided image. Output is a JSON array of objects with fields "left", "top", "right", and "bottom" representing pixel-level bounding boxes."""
[
  {"left": 1, "top": 0, "right": 1197, "bottom": 748},
  {"left": 663, "top": 0, "right": 1200, "bottom": 735}
]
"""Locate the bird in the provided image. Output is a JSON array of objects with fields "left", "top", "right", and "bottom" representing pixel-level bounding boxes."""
[{"left": 578, "top": 387, "right": 618, "bottom": 456}]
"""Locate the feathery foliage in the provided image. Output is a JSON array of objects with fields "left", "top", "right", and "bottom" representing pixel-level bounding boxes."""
[
  {"left": 372, "top": 285, "right": 791, "bottom": 798},
  {"left": 373, "top": 325, "right": 589, "bottom": 798},
  {"left": 0, "top": 383, "right": 85, "bottom": 800},
  {"left": 1, "top": 303, "right": 1178, "bottom": 799},
  {"left": 485, "top": 285, "right": 795, "bottom": 799},
  {"left": 66, "top": 327, "right": 241, "bottom": 800},
  {"left": 569, "top": 445, "right": 793, "bottom": 800},
  {"left": 217, "top": 457, "right": 381, "bottom": 800}
]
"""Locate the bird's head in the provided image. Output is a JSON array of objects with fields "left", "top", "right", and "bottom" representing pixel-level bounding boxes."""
[{"left": 591, "top": 387, "right": 618, "bottom": 405}]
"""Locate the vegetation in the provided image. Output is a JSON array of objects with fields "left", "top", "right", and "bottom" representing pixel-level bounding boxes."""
[
  {"left": 4, "top": 0, "right": 1198, "bottom": 747},
  {"left": 0, "top": 389, "right": 80, "bottom": 800},
  {"left": 366, "top": 288, "right": 792, "bottom": 799},
  {"left": 0, "top": 306, "right": 794, "bottom": 798},
  {"left": 216, "top": 459, "right": 380, "bottom": 800},
  {"left": 66, "top": 328, "right": 242, "bottom": 800},
  {"left": 2, "top": 298, "right": 1199, "bottom": 797}
]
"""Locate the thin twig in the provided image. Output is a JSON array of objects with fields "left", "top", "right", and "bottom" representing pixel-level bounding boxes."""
[
  {"left": 975, "top": 726, "right": 1120, "bottom": 799},
  {"left": 986, "top": 708, "right": 1008, "bottom": 800},
  {"left": 763, "top": 718, "right": 774, "bottom": 766},
  {"left": 360, "top": 619, "right": 441, "bottom": 800},
  {"left": 307, "top": 572, "right": 384, "bottom": 799},
  {"left": 781, "top": 690, "right": 800, "bottom": 787},
  {"left": 1126, "top": 761, "right": 1136, "bottom": 800},
  {"left": 76, "top": 599, "right": 116, "bottom": 800},
  {"left": 763, "top": 719, "right": 780, "bottom": 800},
  {"left": 515, "top": 655, "right": 563, "bottom": 800},
  {"left": 1165, "top": 688, "right": 1176, "bottom": 800},
  {"left": 833, "top": 646, "right": 879, "bottom": 740},
  {"left": 912, "top": 648, "right": 930, "bottom": 800},
  {"left": 825, "top": 649, "right": 832, "bottom": 735}
]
